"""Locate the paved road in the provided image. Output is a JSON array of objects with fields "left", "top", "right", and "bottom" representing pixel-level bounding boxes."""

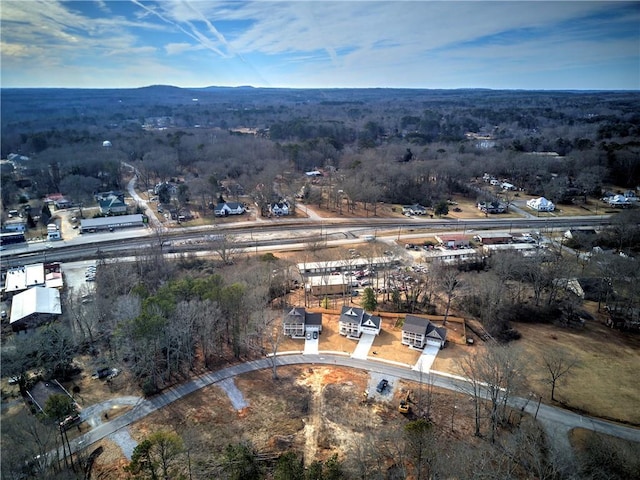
[{"left": 66, "top": 353, "right": 640, "bottom": 459}]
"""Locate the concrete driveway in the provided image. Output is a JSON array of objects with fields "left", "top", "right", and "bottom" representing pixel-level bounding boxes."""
[
  {"left": 352, "top": 333, "right": 375, "bottom": 359},
  {"left": 303, "top": 336, "right": 319, "bottom": 355},
  {"left": 412, "top": 345, "right": 440, "bottom": 373}
]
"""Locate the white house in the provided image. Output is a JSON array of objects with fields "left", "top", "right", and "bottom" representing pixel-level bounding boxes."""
[
  {"left": 607, "top": 194, "right": 632, "bottom": 208},
  {"left": 214, "top": 202, "right": 246, "bottom": 217},
  {"left": 527, "top": 197, "right": 555, "bottom": 212},
  {"left": 338, "top": 306, "right": 381, "bottom": 338},
  {"left": 269, "top": 200, "right": 290, "bottom": 216},
  {"left": 402, "top": 204, "right": 427, "bottom": 215}
]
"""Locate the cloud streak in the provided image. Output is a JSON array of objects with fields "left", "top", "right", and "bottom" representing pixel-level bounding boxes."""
[{"left": 0, "top": 1, "right": 637, "bottom": 89}]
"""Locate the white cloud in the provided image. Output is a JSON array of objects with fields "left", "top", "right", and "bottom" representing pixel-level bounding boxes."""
[{"left": 164, "top": 42, "right": 198, "bottom": 55}]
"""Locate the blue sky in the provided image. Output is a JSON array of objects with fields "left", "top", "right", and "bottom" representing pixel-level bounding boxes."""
[{"left": 1, "top": 1, "right": 638, "bottom": 90}]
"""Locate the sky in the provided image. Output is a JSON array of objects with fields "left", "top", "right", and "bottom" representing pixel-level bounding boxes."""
[{"left": 1, "top": 1, "right": 639, "bottom": 90}]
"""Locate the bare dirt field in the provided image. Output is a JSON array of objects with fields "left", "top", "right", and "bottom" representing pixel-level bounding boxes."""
[{"left": 89, "top": 366, "right": 479, "bottom": 478}]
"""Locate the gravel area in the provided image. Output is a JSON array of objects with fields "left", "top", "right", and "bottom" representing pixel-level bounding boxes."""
[
  {"left": 110, "top": 428, "right": 137, "bottom": 460},
  {"left": 217, "top": 378, "right": 248, "bottom": 410}
]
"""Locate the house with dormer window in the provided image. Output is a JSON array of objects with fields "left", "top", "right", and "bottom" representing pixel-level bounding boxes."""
[
  {"left": 269, "top": 200, "right": 290, "bottom": 216},
  {"left": 338, "top": 306, "right": 381, "bottom": 338},
  {"left": 402, "top": 314, "right": 447, "bottom": 349},
  {"left": 283, "top": 307, "right": 322, "bottom": 338}
]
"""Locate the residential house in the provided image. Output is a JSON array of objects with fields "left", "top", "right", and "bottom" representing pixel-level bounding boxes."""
[
  {"left": 99, "top": 195, "right": 127, "bottom": 215},
  {"left": 527, "top": 197, "right": 555, "bottom": 212},
  {"left": 477, "top": 201, "right": 507, "bottom": 214},
  {"left": 402, "top": 314, "right": 447, "bottom": 349},
  {"left": 54, "top": 199, "right": 72, "bottom": 209},
  {"left": 338, "top": 306, "right": 381, "bottom": 338},
  {"left": 606, "top": 194, "right": 632, "bottom": 208},
  {"left": 402, "top": 204, "right": 427, "bottom": 215},
  {"left": 154, "top": 182, "right": 178, "bottom": 196},
  {"left": 282, "top": 307, "right": 322, "bottom": 338},
  {"left": 214, "top": 202, "right": 246, "bottom": 217},
  {"left": 501, "top": 182, "right": 517, "bottom": 191},
  {"left": 270, "top": 200, "right": 290, "bottom": 216}
]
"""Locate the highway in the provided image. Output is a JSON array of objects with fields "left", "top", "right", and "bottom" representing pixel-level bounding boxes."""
[{"left": 0, "top": 212, "right": 614, "bottom": 269}]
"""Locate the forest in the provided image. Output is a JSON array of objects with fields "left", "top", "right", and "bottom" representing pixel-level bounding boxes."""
[{"left": 2, "top": 87, "right": 639, "bottom": 218}]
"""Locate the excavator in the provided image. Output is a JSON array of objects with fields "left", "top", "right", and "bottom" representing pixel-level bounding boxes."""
[{"left": 398, "top": 389, "right": 412, "bottom": 414}]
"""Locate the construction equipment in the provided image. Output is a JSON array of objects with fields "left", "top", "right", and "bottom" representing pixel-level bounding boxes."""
[{"left": 398, "top": 390, "right": 412, "bottom": 414}]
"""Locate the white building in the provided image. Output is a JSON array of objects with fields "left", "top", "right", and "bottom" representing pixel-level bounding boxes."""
[{"left": 527, "top": 197, "right": 555, "bottom": 212}]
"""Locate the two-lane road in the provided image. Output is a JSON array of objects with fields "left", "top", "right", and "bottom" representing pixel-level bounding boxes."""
[{"left": 66, "top": 354, "right": 640, "bottom": 459}]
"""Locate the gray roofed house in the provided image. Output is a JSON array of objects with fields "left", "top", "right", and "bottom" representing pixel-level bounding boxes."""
[
  {"left": 283, "top": 307, "right": 323, "bottom": 338},
  {"left": 339, "top": 306, "right": 381, "bottom": 338},
  {"left": 99, "top": 196, "right": 127, "bottom": 215},
  {"left": 402, "top": 314, "right": 447, "bottom": 349}
]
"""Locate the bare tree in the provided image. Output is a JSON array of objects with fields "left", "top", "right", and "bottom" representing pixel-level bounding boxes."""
[
  {"left": 542, "top": 348, "right": 578, "bottom": 402},
  {"left": 264, "top": 308, "right": 285, "bottom": 380},
  {"left": 458, "top": 344, "right": 524, "bottom": 442},
  {"left": 433, "top": 261, "right": 461, "bottom": 325},
  {"left": 208, "top": 234, "right": 241, "bottom": 265}
]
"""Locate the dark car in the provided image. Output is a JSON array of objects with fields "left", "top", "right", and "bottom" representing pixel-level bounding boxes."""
[
  {"left": 312, "top": 331, "right": 318, "bottom": 340},
  {"left": 376, "top": 379, "right": 389, "bottom": 393}
]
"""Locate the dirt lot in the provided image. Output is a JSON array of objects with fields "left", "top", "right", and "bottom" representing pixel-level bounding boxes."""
[{"left": 89, "top": 366, "right": 479, "bottom": 478}]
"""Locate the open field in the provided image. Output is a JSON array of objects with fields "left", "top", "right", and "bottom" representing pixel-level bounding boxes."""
[{"left": 512, "top": 307, "right": 640, "bottom": 425}]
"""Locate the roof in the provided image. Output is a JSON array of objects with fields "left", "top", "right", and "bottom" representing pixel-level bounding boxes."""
[
  {"left": 10, "top": 286, "right": 62, "bottom": 324},
  {"left": 99, "top": 197, "right": 126, "bottom": 209},
  {"left": 80, "top": 214, "right": 144, "bottom": 229},
  {"left": 478, "top": 232, "right": 512, "bottom": 239},
  {"left": 306, "top": 312, "right": 323, "bottom": 326},
  {"left": 4, "top": 263, "right": 45, "bottom": 293},
  {"left": 340, "top": 306, "right": 364, "bottom": 323},
  {"left": 403, "top": 315, "right": 447, "bottom": 342},
  {"left": 214, "top": 202, "right": 244, "bottom": 210},
  {"left": 425, "top": 323, "right": 447, "bottom": 341},
  {"left": 361, "top": 313, "right": 381, "bottom": 329},
  {"left": 403, "top": 314, "right": 430, "bottom": 335},
  {"left": 435, "top": 234, "right": 470, "bottom": 243},
  {"left": 285, "top": 307, "right": 306, "bottom": 323}
]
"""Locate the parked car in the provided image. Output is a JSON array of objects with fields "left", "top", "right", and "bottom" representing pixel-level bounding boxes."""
[
  {"left": 306, "top": 332, "right": 312, "bottom": 340},
  {"left": 376, "top": 379, "right": 389, "bottom": 393},
  {"left": 312, "top": 331, "right": 318, "bottom": 340},
  {"left": 91, "top": 367, "right": 111, "bottom": 379}
]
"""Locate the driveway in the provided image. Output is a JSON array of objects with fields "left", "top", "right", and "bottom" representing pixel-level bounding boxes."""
[
  {"left": 303, "top": 336, "right": 319, "bottom": 355},
  {"left": 352, "top": 333, "right": 375, "bottom": 359},
  {"left": 412, "top": 345, "right": 440, "bottom": 373}
]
